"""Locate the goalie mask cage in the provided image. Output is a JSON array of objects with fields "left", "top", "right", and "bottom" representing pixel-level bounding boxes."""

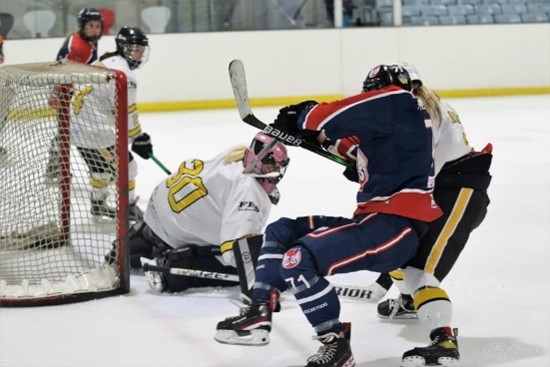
[{"left": 0, "top": 61, "right": 129, "bottom": 307}]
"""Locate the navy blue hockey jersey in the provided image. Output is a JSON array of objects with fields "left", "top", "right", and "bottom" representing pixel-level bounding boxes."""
[{"left": 301, "top": 85, "right": 442, "bottom": 222}]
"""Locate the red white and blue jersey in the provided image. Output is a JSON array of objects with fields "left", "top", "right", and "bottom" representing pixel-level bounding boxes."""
[
  {"left": 301, "top": 85, "right": 441, "bottom": 222},
  {"left": 56, "top": 32, "right": 98, "bottom": 64}
]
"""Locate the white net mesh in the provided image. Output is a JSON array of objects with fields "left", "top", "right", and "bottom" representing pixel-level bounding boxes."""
[{"left": 0, "top": 61, "right": 128, "bottom": 305}]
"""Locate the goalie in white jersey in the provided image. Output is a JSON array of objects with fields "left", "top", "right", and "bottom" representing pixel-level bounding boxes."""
[
  {"left": 129, "top": 132, "right": 290, "bottom": 293},
  {"left": 69, "top": 26, "right": 153, "bottom": 221}
]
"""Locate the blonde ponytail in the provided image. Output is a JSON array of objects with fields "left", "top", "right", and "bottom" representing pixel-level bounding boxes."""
[
  {"left": 414, "top": 85, "right": 443, "bottom": 126},
  {"left": 223, "top": 145, "right": 248, "bottom": 164}
]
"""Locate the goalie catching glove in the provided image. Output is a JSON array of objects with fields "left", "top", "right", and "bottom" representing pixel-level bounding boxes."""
[{"left": 131, "top": 132, "right": 153, "bottom": 159}]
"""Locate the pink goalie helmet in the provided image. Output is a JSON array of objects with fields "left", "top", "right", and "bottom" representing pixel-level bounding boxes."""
[{"left": 243, "top": 132, "right": 290, "bottom": 194}]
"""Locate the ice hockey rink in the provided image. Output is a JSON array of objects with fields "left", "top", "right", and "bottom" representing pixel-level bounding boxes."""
[{"left": 1, "top": 94, "right": 549, "bottom": 367}]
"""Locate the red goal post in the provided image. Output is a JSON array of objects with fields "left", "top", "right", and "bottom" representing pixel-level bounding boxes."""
[{"left": 0, "top": 61, "right": 130, "bottom": 306}]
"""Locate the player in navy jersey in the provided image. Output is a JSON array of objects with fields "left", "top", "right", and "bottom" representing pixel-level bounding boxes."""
[
  {"left": 349, "top": 63, "right": 492, "bottom": 367},
  {"left": 56, "top": 8, "right": 102, "bottom": 64},
  {"left": 46, "top": 8, "right": 103, "bottom": 182},
  {"left": 214, "top": 65, "right": 442, "bottom": 367}
]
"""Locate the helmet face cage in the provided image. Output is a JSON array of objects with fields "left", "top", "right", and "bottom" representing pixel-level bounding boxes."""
[
  {"left": 244, "top": 133, "right": 290, "bottom": 194},
  {"left": 78, "top": 8, "right": 103, "bottom": 42},
  {"left": 116, "top": 27, "right": 150, "bottom": 70},
  {"left": 362, "top": 65, "right": 412, "bottom": 92}
]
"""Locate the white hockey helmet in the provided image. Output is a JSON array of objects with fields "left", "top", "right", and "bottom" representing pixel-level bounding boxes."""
[{"left": 392, "top": 62, "right": 422, "bottom": 86}]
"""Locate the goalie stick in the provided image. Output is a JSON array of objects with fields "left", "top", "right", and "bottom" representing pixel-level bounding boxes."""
[
  {"left": 228, "top": 59, "right": 352, "bottom": 169},
  {"left": 142, "top": 261, "right": 240, "bottom": 282},
  {"left": 142, "top": 259, "right": 384, "bottom": 302}
]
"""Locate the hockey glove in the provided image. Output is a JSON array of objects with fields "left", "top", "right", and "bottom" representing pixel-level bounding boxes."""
[
  {"left": 131, "top": 133, "right": 153, "bottom": 159},
  {"left": 271, "top": 100, "right": 318, "bottom": 137}
]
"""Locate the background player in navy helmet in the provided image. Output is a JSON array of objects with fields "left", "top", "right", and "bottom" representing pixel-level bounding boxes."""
[
  {"left": 45, "top": 8, "right": 104, "bottom": 182},
  {"left": 215, "top": 64, "right": 442, "bottom": 367},
  {"left": 56, "top": 7, "right": 103, "bottom": 64}
]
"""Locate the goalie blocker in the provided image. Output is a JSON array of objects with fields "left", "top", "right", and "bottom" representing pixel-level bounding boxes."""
[{"left": 128, "top": 221, "right": 262, "bottom": 295}]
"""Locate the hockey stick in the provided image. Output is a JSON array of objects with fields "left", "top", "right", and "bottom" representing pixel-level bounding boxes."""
[
  {"left": 148, "top": 153, "right": 172, "bottom": 175},
  {"left": 142, "top": 262, "right": 240, "bottom": 282},
  {"left": 142, "top": 259, "right": 383, "bottom": 301},
  {"left": 228, "top": 59, "right": 353, "bottom": 169}
]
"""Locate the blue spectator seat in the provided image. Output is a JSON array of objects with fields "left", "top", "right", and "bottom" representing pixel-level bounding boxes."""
[
  {"left": 447, "top": 4, "right": 475, "bottom": 15},
  {"left": 521, "top": 13, "right": 549, "bottom": 22},
  {"left": 410, "top": 15, "right": 440, "bottom": 24},
  {"left": 402, "top": 5, "right": 422, "bottom": 16},
  {"left": 457, "top": 0, "right": 483, "bottom": 5},
  {"left": 380, "top": 11, "right": 394, "bottom": 26},
  {"left": 466, "top": 13, "right": 495, "bottom": 23},
  {"left": 475, "top": 4, "right": 502, "bottom": 14},
  {"left": 494, "top": 13, "right": 523, "bottom": 22},
  {"left": 376, "top": 0, "right": 393, "bottom": 7},
  {"left": 527, "top": 2, "right": 550, "bottom": 14},
  {"left": 439, "top": 14, "right": 468, "bottom": 23},
  {"left": 421, "top": 4, "right": 448, "bottom": 15},
  {"left": 500, "top": 3, "right": 528, "bottom": 14},
  {"left": 430, "top": 0, "right": 457, "bottom": 5}
]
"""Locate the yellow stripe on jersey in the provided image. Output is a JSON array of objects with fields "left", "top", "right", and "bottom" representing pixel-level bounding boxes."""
[
  {"left": 389, "top": 269, "right": 404, "bottom": 281},
  {"left": 413, "top": 286, "right": 449, "bottom": 310},
  {"left": 220, "top": 240, "right": 234, "bottom": 254},
  {"left": 90, "top": 177, "right": 110, "bottom": 189},
  {"left": 425, "top": 188, "right": 473, "bottom": 274},
  {"left": 129, "top": 124, "right": 142, "bottom": 139},
  {"left": 99, "top": 148, "right": 116, "bottom": 165},
  {"left": 128, "top": 179, "right": 135, "bottom": 191}
]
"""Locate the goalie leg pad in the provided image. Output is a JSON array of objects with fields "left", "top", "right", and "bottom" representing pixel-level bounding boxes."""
[
  {"left": 233, "top": 235, "right": 263, "bottom": 297},
  {"left": 128, "top": 221, "right": 169, "bottom": 268}
]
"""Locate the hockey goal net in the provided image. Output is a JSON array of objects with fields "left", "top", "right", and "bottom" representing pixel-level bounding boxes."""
[{"left": 0, "top": 61, "right": 129, "bottom": 306}]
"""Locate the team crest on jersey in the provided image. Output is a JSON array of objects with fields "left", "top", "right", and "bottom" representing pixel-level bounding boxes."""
[
  {"left": 238, "top": 201, "right": 259, "bottom": 212},
  {"left": 282, "top": 248, "right": 302, "bottom": 269}
]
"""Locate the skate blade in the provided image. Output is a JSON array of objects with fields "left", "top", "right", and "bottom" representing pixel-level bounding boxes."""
[
  {"left": 378, "top": 313, "right": 418, "bottom": 320},
  {"left": 214, "top": 329, "right": 270, "bottom": 346},
  {"left": 401, "top": 356, "right": 460, "bottom": 367}
]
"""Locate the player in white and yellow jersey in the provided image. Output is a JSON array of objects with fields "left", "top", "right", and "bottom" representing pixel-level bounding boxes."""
[
  {"left": 69, "top": 26, "right": 152, "bottom": 221},
  {"left": 129, "top": 132, "right": 290, "bottom": 294}
]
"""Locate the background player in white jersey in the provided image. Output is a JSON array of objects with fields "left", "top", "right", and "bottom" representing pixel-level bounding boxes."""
[
  {"left": 337, "top": 63, "right": 492, "bottom": 366},
  {"left": 128, "top": 132, "right": 289, "bottom": 293},
  {"left": 69, "top": 26, "right": 153, "bottom": 221}
]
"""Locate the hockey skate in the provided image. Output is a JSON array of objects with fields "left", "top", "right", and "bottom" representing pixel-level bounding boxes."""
[
  {"left": 214, "top": 291, "right": 278, "bottom": 346},
  {"left": 90, "top": 199, "right": 117, "bottom": 220},
  {"left": 401, "top": 327, "right": 459, "bottom": 367},
  {"left": 306, "top": 322, "right": 355, "bottom": 367},
  {"left": 377, "top": 294, "right": 417, "bottom": 320}
]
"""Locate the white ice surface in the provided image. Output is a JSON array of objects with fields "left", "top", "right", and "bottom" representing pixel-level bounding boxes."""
[{"left": 1, "top": 95, "right": 549, "bottom": 367}]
